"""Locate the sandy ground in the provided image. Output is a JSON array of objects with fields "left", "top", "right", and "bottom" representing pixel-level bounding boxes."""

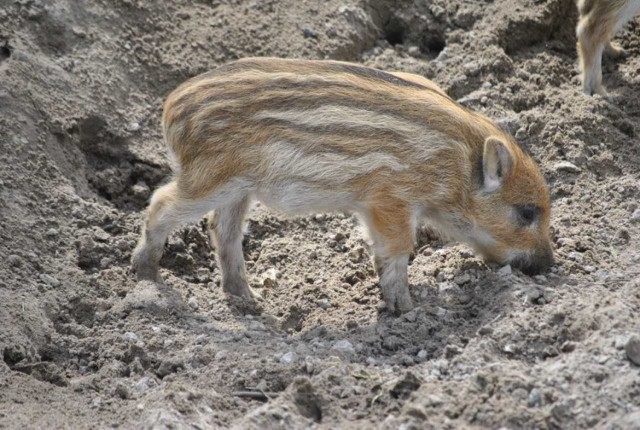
[{"left": 1, "top": 0, "right": 639, "bottom": 428}]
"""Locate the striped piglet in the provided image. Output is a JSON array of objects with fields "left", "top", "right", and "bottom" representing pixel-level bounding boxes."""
[{"left": 132, "top": 58, "right": 554, "bottom": 314}]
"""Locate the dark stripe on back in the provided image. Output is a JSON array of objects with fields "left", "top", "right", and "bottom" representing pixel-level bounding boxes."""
[{"left": 328, "top": 63, "right": 430, "bottom": 90}]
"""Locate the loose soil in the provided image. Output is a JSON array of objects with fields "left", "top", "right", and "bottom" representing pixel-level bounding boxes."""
[{"left": 1, "top": 0, "right": 639, "bottom": 428}]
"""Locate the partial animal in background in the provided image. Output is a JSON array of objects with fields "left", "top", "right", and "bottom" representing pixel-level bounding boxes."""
[
  {"left": 132, "top": 58, "right": 554, "bottom": 314},
  {"left": 576, "top": 0, "right": 640, "bottom": 95}
]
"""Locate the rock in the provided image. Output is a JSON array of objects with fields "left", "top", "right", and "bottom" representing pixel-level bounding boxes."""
[
  {"left": 497, "top": 265, "right": 512, "bottom": 276},
  {"left": 304, "top": 356, "right": 316, "bottom": 374},
  {"left": 187, "top": 297, "right": 199, "bottom": 310},
  {"left": 331, "top": 339, "right": 355, "bottom": 355},
  {"left": 407, "top": 46, "right": 421, "bottom": 57},
  {"left": 131, "top": 182, "right": 150, "bottom": 200},
  {"left": 614, "top": 336, "right": 627, "bottom": 350},
  {"left": 93, "top": 227, "right": 110, "bottom": 242},
  {"left": 133, "top": 376, "right": 154, "bottom": 394},
  {"left": 315, "top": 299, "right": 331, "bottom": 309},
  {"left": 503, "top": 343, "right": 518, "bottom": 354},
  {"left": 261, "top": 268, "right": 278, "bottom": 288},
  {"left": 454, "top": 273, "right": 471, "bottom": 285},
  {"left": 248, "top": 321, "right": 265, "bottom": 331},
  {"left": 348, "top": 246, "right": 365, "bottom": 263},
  {"left": 630, "top": 208, "right": 640, "bottom": 223},
  {"left": 280, "top": 351, "right": 296, "bottom": 365},
  {"left": 115, "top": 382, "right": 130, "bottom": 399},
  {"left": 390, "top": 372, "right": 421, "bottom": 399},
  {"left": 72, "top": 27, "right": 87, "bottom": 38},
  {"left": 567, "top": 252, "right": 584, "bottom": 263},
  {"left": 123, "top": 332, "right": 139, "bottom": 343},
  {"left": 39, "top": 273, "right": 60, "bottom": 287},
  {"left": 46, "top": 228, "right": 59, "bottom": 237},
  {"left": 625, "top": 336, "right": 640, "bottom": 366},
  {"left": 528, "top": 388, "right": 541, "bottom": 407},
  {"left": 444, "top": 344, "right": 462, "bottom": 358},
  {"left": 156, "top": 358, "right": 184, "bottom": 378},
  {"left": 382, "top": 335, "right": 402, "bottom": 351},
  {"left": 128, "top": 122, "right": 140, "bottom": 132},
  {"left": 8, "top": 254, "right": 23, "bottom": 267},
  {"left": 496, "top": 116, "right": 520, "bottom": 135},
  {"left": 525, "top": 288, "right": 544, "bottom": 304},
  {"left": 553, "top": 161, "right": 581, "bottom": 174},
  {"left": 416, "top": 350, "right": 428, "bottom": 360},
  {"left": 345, "top": 320, "right": 358, "bottom": 331},
  {"left": 302, "top": 27, "right": 318, "bottom": 39},
  {"left": 478, "top": 326, "right": 493, "bottom": 336},
  {"left": 215, "top": 349, "right": 229, "bottom": 360}
]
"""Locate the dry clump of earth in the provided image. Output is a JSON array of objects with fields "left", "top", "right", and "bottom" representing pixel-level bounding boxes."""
[{"left": 1, "top": 0, "right": 639, "bottom": 428}]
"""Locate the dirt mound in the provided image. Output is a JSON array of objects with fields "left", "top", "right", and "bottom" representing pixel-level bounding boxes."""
[{"left": 1, "top": 0, "right": 639, "bottom": 428}]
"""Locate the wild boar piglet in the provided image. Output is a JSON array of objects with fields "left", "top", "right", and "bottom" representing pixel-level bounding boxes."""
[{"left": 132, "top": 58, "right": 554, "bottom": 314}]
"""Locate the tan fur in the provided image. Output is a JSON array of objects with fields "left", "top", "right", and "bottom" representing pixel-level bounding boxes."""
[
  {"left": 132, "top": 58, "right": 554, "bottom": 314},
  {"left": 576, "top": 0, "right": 640, "bottom": 95}
]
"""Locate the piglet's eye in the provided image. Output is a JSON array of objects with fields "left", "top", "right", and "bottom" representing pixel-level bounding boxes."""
[{"left": 515, "top": 204, "right": 539, "bottom": 226}]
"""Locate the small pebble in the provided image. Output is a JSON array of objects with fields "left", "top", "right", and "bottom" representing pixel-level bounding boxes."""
[
  {"left": 93, "top": 227, "right": 110, "bottom": 242},
  {"left": 407, "top": 46, "right": 421, "bottom": 57},
  {"left": 8, "top": 254, "right": 23, "bottom": 267},
  {"left": 503, "top": 343, "right": 517, "bottom": 354},
  {"left": 248, "top": 321, "right": 265, "bottom": 331},
  {"left": 417, "top": 349, "right": 428, "bottom": 359},
  {"left": 39, "top": 273, "right": 61, "bottom": 287},
  {"left": 614, "top": 336, "right": 627, "bottom": 350},
  {"left": 625, "top": 336, "right": 640, "bottom": 366},
  {"left": 132, "top": 182, "right": 150, "bottom": 200},
  {"left": 215, "top": 350, "right": 229, "bottom": 360},
  {"left": 630, "top": 208, "right": 640, "bottom": 223},
  {"left": 332, "top": 339, "right": 355, "bottom": 355},
  {"left": 261, "top": 268, "right": 278, "bottom": 288},
  {"left": 316, "top": 298, "right": 331, "bottom": 309},
  {"left": 123, "top": 332, "right": 139, "bottom": 343},
  {"left": 187, "top": 297, "right": 199, "bottom": 310},
  {"left": 568, "top": 252, "right": 584, "bottom": 263},
  {"left": 46, "top": 228, "right": 59, "bottom": 237},
  {"left": 115, "top": 383, "right": 130, "bottom": 400},
  {"left": 528, "top": 388, "right": 541, "bottom": 407},
  {"left": 302, "top": 27, "right": 318, "bottom": 38},
  {"left": 444, "top": 344, "right": 462, "bottom": 358},
  {"left": 498, "top": 265, "right": 512, "bottom": 276},
  {"left": 478, "top": 326, "right": 493, "bottom": 336},
  {"left": 553, "top": 161, "right": 581, "bottom": 174},
  {"left": 454, "top": 273, "right": 471, "bottom": 285},
  {"left": 280, "top": 351, "right": 296, "bottom": 365},
  {"left": 304, "top": 356, "right": 315, "bottom": 374}
]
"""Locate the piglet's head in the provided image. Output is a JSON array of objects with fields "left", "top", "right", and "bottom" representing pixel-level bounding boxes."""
[{"left": 468, "top": 136, "right": 553, "bottom": 274}]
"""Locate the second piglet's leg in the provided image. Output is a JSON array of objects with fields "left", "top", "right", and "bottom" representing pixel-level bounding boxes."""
[
  {"left": 208, "top": 195, "right": 257, "bottom": 300},
  {"left": 365, "top": 199, "right": 415, "bottom": 314}
]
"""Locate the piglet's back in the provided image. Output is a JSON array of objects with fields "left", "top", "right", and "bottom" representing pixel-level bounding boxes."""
[{"left": 161, "top": 58, "right": 512, "bottom": 199}]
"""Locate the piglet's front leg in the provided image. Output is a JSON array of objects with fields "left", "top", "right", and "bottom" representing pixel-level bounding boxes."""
[
  {"left": 365, "top": 197, "right": 415, "bottom": 314},
  {"left": 376, "top": 254, "right": 413, "bottom": 315}
]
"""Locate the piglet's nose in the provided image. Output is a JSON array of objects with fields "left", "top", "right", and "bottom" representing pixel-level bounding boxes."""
[{"left": 517, "top": 244, "right": 554, "bottom": 275}]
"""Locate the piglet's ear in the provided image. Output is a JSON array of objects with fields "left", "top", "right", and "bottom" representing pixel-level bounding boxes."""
[{"left": 482, "top": 136, "right": 513, "bottom": 192}]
